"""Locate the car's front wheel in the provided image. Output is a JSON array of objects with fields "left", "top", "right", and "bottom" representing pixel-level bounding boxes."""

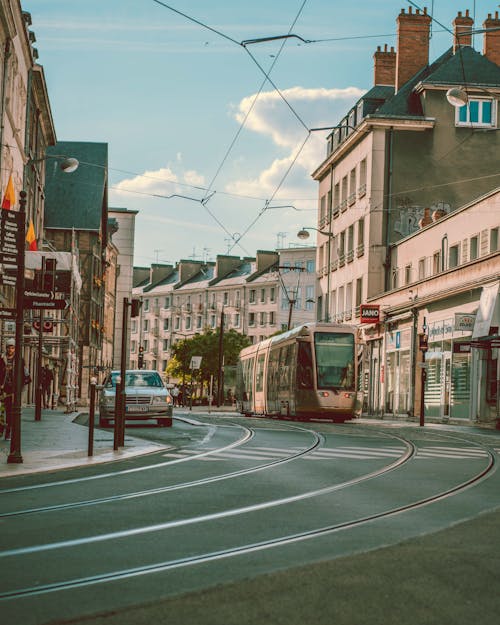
[{"left": 157, "top": 417, "right": 172, "bottom": 427}]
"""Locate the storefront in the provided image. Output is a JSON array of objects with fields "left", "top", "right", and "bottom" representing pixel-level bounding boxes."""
[{"left": 385, "top": 321, "right": 412, "bottom": 416}]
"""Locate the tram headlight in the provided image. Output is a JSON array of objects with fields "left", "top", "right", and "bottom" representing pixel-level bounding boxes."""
[{"left": 319, "top": 391, "right": 329, "bottom": 397}]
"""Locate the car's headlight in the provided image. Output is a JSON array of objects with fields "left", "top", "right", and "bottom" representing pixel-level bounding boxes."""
[{"left": 152, "top": 395, "right": 169, "bottom": 405}]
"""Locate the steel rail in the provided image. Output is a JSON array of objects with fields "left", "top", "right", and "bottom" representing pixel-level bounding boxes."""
[
  {"left": 0, "top": 436, "right": 494, "bottom": 601},
  {"left": 0, "top": 423, "right": 325, "bottom": 517}
]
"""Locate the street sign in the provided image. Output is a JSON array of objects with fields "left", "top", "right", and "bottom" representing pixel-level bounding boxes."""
[
  {"left": 24, "top": 289, "right": 55, "bottom": 300},
  {"left": 0, "top": 251, "right": 20, "bottom": 265},
  {"left": 0, "top": 307, "right": 17, "bottom": 319},
  {"left": 24, "top": 298, "right": 69, "bottom": 310},
  {"left": 360, "top": 304, "right": 380, "bottom": 323},
  {"left": 190, "top": 356, "right": 202, "bottom": 369},
  {"left": 0, "top": 273, "right": 18, "bottom": 287}
]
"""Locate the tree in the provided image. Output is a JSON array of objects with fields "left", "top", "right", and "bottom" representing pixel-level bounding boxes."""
[{"left": 167, "top": 329, "right": 250, "bottom": 397}]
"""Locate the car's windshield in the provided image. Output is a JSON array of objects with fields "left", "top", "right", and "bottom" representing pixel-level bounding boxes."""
[{"left": 107, "top": 372, "right": 164, "bottom": 388}]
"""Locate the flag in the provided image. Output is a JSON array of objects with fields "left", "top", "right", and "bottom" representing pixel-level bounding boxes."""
[
  {"left": 1, "top": 174, "right": 15, "bottom": 209},
  {"left": 26, "top": 219, "right": 37, "bottom": 251}
]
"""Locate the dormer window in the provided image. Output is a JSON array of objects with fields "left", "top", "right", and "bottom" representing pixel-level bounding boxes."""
[{"left": 455, "top": 98, "right": 496, "bottom": 127}]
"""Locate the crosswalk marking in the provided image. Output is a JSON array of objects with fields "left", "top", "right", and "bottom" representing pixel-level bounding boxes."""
[{"left": 162, "top": 445, "right": 489, "bottom": 462}]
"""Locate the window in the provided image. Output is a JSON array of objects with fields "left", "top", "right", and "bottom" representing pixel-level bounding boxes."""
[
  {"left": 449, "top": 244, "right": 460, "bottom": 268},
  {"left": 333, "top": 182, "right": 340, "bottom": 215},
  {"left": 345, "top": 282, "right": 352, "bottom": 318},
  {"left": 249, "top": 312, "right": 256, "bottom": 326},
  {"left": 143, "top": 340, "right": 149, "bottom": 352},
  {"left": 347, "top": 225, "right": 354, "bottom": 261},
  {"left": 164, "top": 296, "right": 171, "bottom": 309},
  {"left": 456, "top": 98, "right": 495, "bottom": 127},
  {"left": 163, "top": 339, "right": 169, "bottom": 351},
  {"left": 418, "top": 258, "right": 426, "bottom": 280},
  {"left": 210, "top": 315, "right": 216, "bottom": 328},
  {"left": 260, "top": 288, "right": 266, "bottom": 303},
  {"left": 433, "top": 252, "right": 441, "bottom": 275},
  {"left": 234, "top": 313, "right": 240, "bottom": 328},
  {"left": 223, "top": 291, "right": 229, "bottom": 306},
  {"left": 269, "top": 311, "right": 275, "bottom": 325},
  {"left": 185, "top": 316, "right": 192, "bottom": 330},
  {"left": 282, "top": 261, "right": 291, "bottom": 273},
  {"left": 259, "top": 312, "right": 266, "bottom": 326},
  {"left": 281, "top": 289, "right": 289, "bottom": 310},
  {"left": 341, "top": 176, "right": 348, "bottom": 210},
  {"left": 295, "top": 260, "right": 303, "bottom": 271},
  {"left": 491, "top": 227, "right": 499, "bottom": 253},
  {"left": 470, "top": 235, "right": 479, "bottom": 260},
  {"left": 131, "top": 341, "right": 137, "bottom": 353},
  {"left": 270, "top": 287, "right": 275, "bottom": 302},
  {"left": 349, "top": 169, "right": 356, "bottom": 205},
  {"left": 143, "top": 299, "right": 149, "bottom": 312},
  {"left": 249, "top": 289, "right": 256, "bottom": 303},
  {"left": 405, "top": 264, "right": 412, "bottom": 285},
  {"left": 196, "top": 315, "right": 202, "bottom": 329},
  {"left": 143, "top": 319, "right": 149, "bottom": 332},
  {"left": 306, "top": 259, "right": 315, "bottom": 273},
  {"left": 359, "top": 158, "right": 367, "bottom": 197},
  {"left": 294, "top": 287, "right": 302, "bottom": 310},
  {"left": 131, "top": 319, "right": 137, "bottom": 333},
  {"left": 174, "top": 317, "right": 180, "bottom": 330},
  {"left": 357, "top": 218, "right": 365, "bottom": 255},
  {"left": 355, "top": 278, "right": 363, "bottom": 310},
  {"left": 306, "top": 285, "right": 315, "bottom": 310},
  {"left": 163, "top": 318, "right": 170, "bottom": 331}
]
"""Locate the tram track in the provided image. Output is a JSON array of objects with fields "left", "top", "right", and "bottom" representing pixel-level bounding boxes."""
[
  {"left": 0, "top": 432, "right": 494, "bottom": 602},
  {"left": 0, "top": 423, "right": 408, "bottom": 518}
]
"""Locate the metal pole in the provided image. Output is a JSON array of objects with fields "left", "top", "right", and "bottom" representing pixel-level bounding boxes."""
[
  {"left": 35, "top": 305, "right": 43, "bottom": 421},
  {"left": 88, "top": 377, "right": 96, "bottom": 456},
  {"left": 8, "top": 190, "right": 26, "bottom": 464},
  {"left": 420, "top": 367, "right": 427, "bottom": 427},
  {"left": 119, "top": 297, "right": 129, "bottom": 447},
  {"left": 217, "top": 307, "right": 224, "bottom": 406},
  {"left": 113, "top": 377, "right": 121, "bottom": 451}
]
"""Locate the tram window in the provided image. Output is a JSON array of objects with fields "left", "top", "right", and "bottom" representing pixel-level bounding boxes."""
[
  {"left": 315, "top": 332, "right": 355, "bottom": 390},
  {"left": 256, "top": 354, "right": 265, "bottom": 392},
  {"left": 297, "top": 342, "right": 313, "bottom": 389}
]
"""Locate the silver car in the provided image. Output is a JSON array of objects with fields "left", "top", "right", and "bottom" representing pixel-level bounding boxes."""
[{"left": 98, "top": 369, "right": 173, "bottom": 427}]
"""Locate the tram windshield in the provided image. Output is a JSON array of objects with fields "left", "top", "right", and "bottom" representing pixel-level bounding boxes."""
[{"left": 314, "top": 332, "right": 355, "bottom": 390}]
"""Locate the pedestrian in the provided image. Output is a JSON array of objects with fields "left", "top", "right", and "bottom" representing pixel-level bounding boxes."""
[
  {"left": 0, "top": 338, "right": 23, "bottom": 440},
  {"left": 41, "top": 365, "right": 54, "bottom": 409},
  {"left": 171, "top": 384, "right": 180, "bottom": 407}
]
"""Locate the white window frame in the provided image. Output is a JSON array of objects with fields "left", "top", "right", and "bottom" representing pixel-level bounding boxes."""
[{"left": 455, "top": 97, "right": 497, "bottom": 128}]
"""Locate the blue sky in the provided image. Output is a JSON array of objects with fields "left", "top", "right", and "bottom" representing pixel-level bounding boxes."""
[{"left": 22, "top": 0, "right": 498, "bottom": 265}]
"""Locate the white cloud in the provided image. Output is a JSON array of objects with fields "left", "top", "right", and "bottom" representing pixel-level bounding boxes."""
[
  {"left": 183, "top": 170, "right": 205, "bottom": 186},
  {"left": 227, "top": 85, "right": 364, "bottom": 200}
]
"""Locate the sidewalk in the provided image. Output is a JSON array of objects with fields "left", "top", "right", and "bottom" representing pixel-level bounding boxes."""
[{"left": 0, "top": 406, "right": 169, "bottom": 478}]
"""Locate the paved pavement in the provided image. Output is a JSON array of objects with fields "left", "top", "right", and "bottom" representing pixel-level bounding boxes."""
[{"left": 0, "top": 404, "right": 237, "bottom": 478}]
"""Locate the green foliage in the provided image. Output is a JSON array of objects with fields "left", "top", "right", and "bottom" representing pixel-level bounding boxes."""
[{"left": 169, "top": 329, "right": 251, "bottom": 384}]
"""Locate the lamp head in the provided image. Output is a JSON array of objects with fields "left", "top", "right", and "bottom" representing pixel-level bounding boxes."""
[
  {"left": 60, "top": 157, "right": 79, "bottom": 173},
  {"left": 297, "top": 228, "right": 310, "bottom": 240},
  {"left": 446, "top": 87, "right": 468, "bottom": 107}
]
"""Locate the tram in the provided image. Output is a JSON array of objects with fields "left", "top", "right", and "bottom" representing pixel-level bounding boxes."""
[{"left": 236, "top": 322, "right": 363, "bottom": 422}]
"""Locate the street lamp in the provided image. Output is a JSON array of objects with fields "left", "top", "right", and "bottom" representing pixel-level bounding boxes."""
[{"left": 297, "top": 226, "right": 334, "bottom": 240}]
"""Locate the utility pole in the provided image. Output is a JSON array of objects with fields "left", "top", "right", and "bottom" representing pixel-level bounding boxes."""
[{"left": 217, "top": 307, "right": 224, "bottom": 406}]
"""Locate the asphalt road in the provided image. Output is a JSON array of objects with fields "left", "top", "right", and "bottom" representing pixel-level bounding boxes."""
[{"left": 1, "top": 414, "right": 500, "bottom": 625}]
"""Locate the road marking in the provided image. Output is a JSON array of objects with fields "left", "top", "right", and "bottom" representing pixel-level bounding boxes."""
[{"left": 416, "top": 446, "right": 489, "bottom": 459}]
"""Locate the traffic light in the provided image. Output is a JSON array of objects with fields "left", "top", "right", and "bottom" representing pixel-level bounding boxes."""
[
  {"left": 130, "top": 298, "right": 142, "bottom": 317},
  {"left": 138, "top": 346, "right": 144, "bottom": 369}
]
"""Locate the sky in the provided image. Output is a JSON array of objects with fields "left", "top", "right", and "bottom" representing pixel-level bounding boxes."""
[{"left": 22, "top": 0, "right": 499, "bottom": 266}]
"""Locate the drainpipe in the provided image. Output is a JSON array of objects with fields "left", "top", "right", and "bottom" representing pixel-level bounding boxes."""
[
  {"left": 0, "top": 38, "right": 12, "bottom": 182},
  {"left": 383, "top": 128, "right": 394, "bottom": 291}
]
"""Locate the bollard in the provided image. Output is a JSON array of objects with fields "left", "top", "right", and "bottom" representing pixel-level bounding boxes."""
[
  {"left": 113, "top": 376, "right": 121, "bottom": 451},
  {"left": 88, "top": 377, "right": 97, "bottom": 457}
]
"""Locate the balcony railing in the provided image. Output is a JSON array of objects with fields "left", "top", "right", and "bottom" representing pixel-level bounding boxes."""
[
  {"left": 357, "top": 183, "right": 366, "bottom": 198},
  {"left": 357, "top": 243, "right": 365, "bottom": 257},
  {"left": 348, "top": 192, "right": 356, "bottom": 206}
]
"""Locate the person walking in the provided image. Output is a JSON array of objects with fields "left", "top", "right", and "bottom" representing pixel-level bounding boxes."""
[
  {"left": 0, "top": 339, "right": 17, "bottom": 440},
  {"left": 171, "top": 384, "right": 180, "bottom": 407},
  {"left": 41, "top": 365, "right": 54, "bottom": 409}
]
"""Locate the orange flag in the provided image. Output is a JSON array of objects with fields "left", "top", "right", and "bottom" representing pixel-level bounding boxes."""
[
  {"left": 26, "top": 219, "right": 37, "bottom": 251},
  {"left": 1, "top": 174, "right": 15, "bottom": 209}
]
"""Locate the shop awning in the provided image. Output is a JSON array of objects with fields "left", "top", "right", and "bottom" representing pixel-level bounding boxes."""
[{"left": 472, "top": 281, "right": 499, "bottom": 339}]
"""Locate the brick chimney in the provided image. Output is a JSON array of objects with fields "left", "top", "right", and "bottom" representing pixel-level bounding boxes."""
[
  {"left": 396, "top": 6, "right": 432, "bottom": 92},
  {"left": 483, "top": 11, "right": 500, "bottom": 67},
  {"left": 373, "top": 44, "right": 396, "bottom": 86},
  {"left": 453, "top": 10, "right": 474, "bottom": 53}
]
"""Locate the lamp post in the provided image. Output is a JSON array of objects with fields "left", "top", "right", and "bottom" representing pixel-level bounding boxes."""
[
  {"left": 418, "top": 326, "right": 429, "bottom": 427},
  {"left": 297, "top": 226, "right": 334, "bottom": 322}
]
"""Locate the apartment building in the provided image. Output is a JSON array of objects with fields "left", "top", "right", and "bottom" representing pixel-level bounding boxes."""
[
  {"left": 129, "top": 248, "right": 318, "bottom": 374},
  {"left": 312, "top": 7, "right": 500, "bottom": 324},
  {"left": 312, "top": 7, "right": 500, "bottom": 423}
]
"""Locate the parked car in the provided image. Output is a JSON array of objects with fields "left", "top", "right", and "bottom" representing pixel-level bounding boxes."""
[{"left": 98, "top": 369, "right": 173, "bottom": 427}]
